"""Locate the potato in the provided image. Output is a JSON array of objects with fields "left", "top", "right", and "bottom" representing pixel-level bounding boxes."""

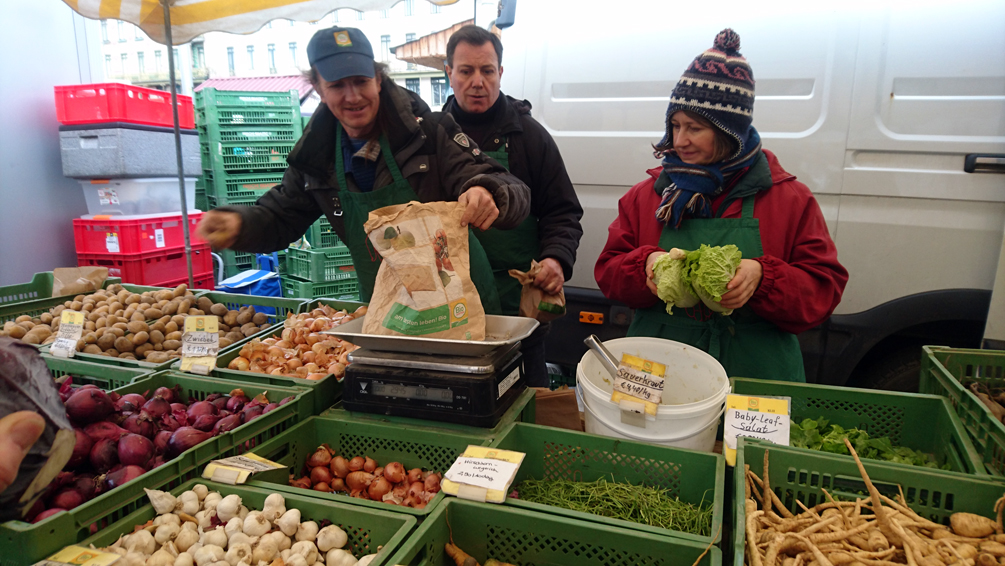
[
  {"left": 218, "top": 323, "right": 231, "bottom": 332},
  {"left": 81, "top": 302, "right": 95, "bottom": 312},
  {"left": 108, "top": 302, "right": 123, "bottom": 314},
  {"left": 123, "top": 306, "right": 136, "bottom": 319},
  {"left": 118, "top": 352, "right": 137, "bottom": 360},
  {"left": 106, "top": 285, "right": 123, "bottom": 294},
  {"left": 172, "top": 284, "right": 188, "bottom": 298},
  {"left": 70, "top": 301, "right": 83, "bottom": 311},
  {"left": 39, "top": 313, "right": 53, "bottom": 325},
  {"left": 21, "top": 333, "right": 41, "bottom": 345},
  {"left": 93, "top": 305, "right": 110, "bottom": 316},
  {"left": 136, "top": 303, "right": 150, "bottom": 312},
  {"left": 95, "top": 316, "right": 108, "bottom": 329},
  {"left": 240, "top": 322, "right": 259, "bottom": 336},
  {"left": 165, "top": 321, "right": 179, "bottom": 333},
  {"left": 140, "top": 295, "right": 156, "bottom": 305},
  {"left": 83, "top": 344, "right": 103, "bottom": 354},
  {"left": 103, "top": 349, "right": 119, "bottom": 357},
  {"left": 84, "top": 321, "right": 96, "bottom": 332},
  {"left": 82, "top": 332, "right": 97, "bottom": 344},
  {"left": 17, "top": 321, "right": 34, "bottom": 331},
  {"left": 52, "top": 305, "right": 66, "bottom": 316},
  {"left": 87, "top": 312, "right": 101, "bottom": 323},
  {"left": 149, "top": 330, "right": 165, "bottom": 345},
  {"left": 177, "top": 299, "right": 192, "bottom": 315},
  {"left": 107, "top": 327, "right": 125, "bottom": 338},
  {"left": 236, "top": 308, "right": 255, "bottom": 326},
  {"left": 145, "top": 308, "right": 164, "bottom": 320},
  {"left": 97, "top": 333, "right": 116, "bottom": 350},
  {"left": 188, "top": 309, "right": 203, "bottom": 316},
  {"left": 165, "top": 331, "right": 182, "bottom": 342},
  {"left": 134, "top": 343, "right": 153, "bottom": 358},
  {"left": 153, "top": 343, "right": 164, "bottom": 351},
  {"left": 197, "top": 297, "right": 214, "bottom": 313},
  {"left": 132, "top": 331, "right": 150, "bottom": 346},
  {"left": 171, "top": 315, "right": 187, "bottom": 328},
  {"left": 252, "top": 313, "right": 269, "bottom": 326},
  {"left": 218, "top": 338, "right": 233, "bottom": 348},
  {"left": 154, "top": 290, "right": 174, "bottom": 302},
  {"left": 15, "top": 315, "right": 32, "bottom": 324},
  {"left": 210, "top": 303, "right": 229, "bottom": 316},
  {"left": 162, "top": 339, "right": 182, "bottom": 351},
  {"left": 149, "top": 321, "right": 166, "bottom": 334},
  {"left": 125, "top": 294, "right": 141, "bottom": 305},
  {"left": 127, "top": 321, "right": 148, "bottom": 334},
  {"left": 223, "top": 311, "right": 240, "bottom": 327},
  {"left": 162, "top": 301, "right": 179, "bottom": 316},
  {"left": 226, "top": 331, "right": 245, "bottom": 343},
  {"left": 112, "top": 322, "right": 129, "bottom": 332},
  {"left": 113, "top": 336, "right": 134, "bottom": 353},
  {"left": 130, "top": 311, "right": 147, "bottom": 323}
]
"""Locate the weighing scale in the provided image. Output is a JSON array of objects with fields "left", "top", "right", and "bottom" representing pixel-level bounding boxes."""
[{"left": 342, "top": 342, "right": 526, "bottom": 427}]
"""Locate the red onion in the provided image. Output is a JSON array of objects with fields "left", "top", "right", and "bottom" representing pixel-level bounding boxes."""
[
  {"left": 32, "top": 509, "right": 67, "bottom": 523},
  {"left": 78, "top": 385, "right": 99, "bottom": 391},
  {"left": 89, "top": 438, "right": 119, "bottom": 473},
  {"left": 262, "top": 403, "right": 279, "bottom": 414},
  {"left": 186, "top": 401, "right": 218, "bottom": 420},
  {"left": 83, "top": 422, "right": 127, "bottom": 443},
  {"left": 141, "top": 396, "right": 170, "bottom": 419},
  {"left": 154, "top": 430, "right": 172, "bottom": 452},
  {"left": 210, "top": 396, "right": 229, "bottom": 411},
  {"left": 154, "top": 386, "right": 178, "bottom": 403},
  {"left": 65, "top": 388, "right": 115, "bottom": 424},
  {"left": 192, "top": 414, "right": 221, "bottom": 432},
  {"left": 226, "top": 394, "right": 249, "bottom": 412},
  {"left": 118, "top": 434, "right": 155, "bottom": 467},
  {"left": 68, "top": 429, "right": 93, "bottom": 468},
  {"left": 279, "top": 395, "right": 296, "bottom": 406},
  {"left": 149, "top": 455, "right": 167, "bottom": 469},
  {"left": 71, "top": 474, "right": 98, "bottom": 501},
  {"left": 242, "top": 405, "right": 264, "bottom": 422},
  {"left": 58, "top": 379, "right": 74, "bottom": 403},
  {"left": 102, "top": 465, "right": 146, "bottom": 490},
  {"left": 51, "top": 488, "right": 85, "bottom": 510},
  {"left": 115, "top": 393, "right": 147, "bottom": 412},
  {"left": 122, "top": 412, "right": 156, "bottom": 438},
  {"left": 170, "top": 403, "right": 186, "bottom": 413},
  {"left": 167, "top": 427, "right": 212, "bottom": 457},
  {"left": 211, "top": 414, "right": 242, "bottom": 434},
  {"left": 161, "top": 410, "right": 187, "bottom": 431}
]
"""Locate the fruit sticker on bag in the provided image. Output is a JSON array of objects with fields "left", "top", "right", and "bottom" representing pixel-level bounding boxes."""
[{"left": 363, "top": 201, "right": 487, "bottom": 340}]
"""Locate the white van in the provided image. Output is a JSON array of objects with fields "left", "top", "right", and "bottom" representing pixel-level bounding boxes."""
[{"left": 497, "top": 0, "right": 1005, "bottom": 389}]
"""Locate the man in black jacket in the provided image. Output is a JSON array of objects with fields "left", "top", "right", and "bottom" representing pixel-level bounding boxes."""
[{"left": 444, "top": 25, "right": 584, "bottom": 386}]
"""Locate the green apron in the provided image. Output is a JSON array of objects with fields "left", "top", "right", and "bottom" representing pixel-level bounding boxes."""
[
  {"left": 334, "top": 124, "right": 501, "bottom": 314},
  {"left": 627, "top": 196, "right": 805, "bottom": 382},
  {"left": 472, "top": 137, "right": 541, "bottom": 315}
]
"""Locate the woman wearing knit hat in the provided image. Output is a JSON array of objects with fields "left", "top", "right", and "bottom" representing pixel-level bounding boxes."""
[{"left": 595, "top": 29, "right": 848, "bottom": 382}]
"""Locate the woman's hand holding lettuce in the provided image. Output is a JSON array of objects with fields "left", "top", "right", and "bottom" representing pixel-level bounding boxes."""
[{"left": 650, "top": 244, "right": 746, "bottom": 315}]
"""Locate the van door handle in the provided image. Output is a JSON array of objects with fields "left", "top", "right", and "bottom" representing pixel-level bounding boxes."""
[{"left": 964, "top": 154, "right": 1005, "bottom": 173}]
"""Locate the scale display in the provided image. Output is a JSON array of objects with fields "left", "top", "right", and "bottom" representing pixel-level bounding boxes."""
[{"left": 371, "top": 382, "right": 454, "bottom": 402}]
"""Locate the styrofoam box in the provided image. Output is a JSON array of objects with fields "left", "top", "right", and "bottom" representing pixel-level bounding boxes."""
[
  {"left": 59, "top": 122, "right": 200, "bottom": 178},
  {"left": 80, "top": 178, "right": 198, "bottom": 216}
]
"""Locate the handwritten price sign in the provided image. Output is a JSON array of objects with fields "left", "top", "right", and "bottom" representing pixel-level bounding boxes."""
[
  {"left": 180, "top": 316, "right": 219, "bottom": 375},
  {"left": 723, "top": 394, "right": 791, "bottom": 467},
  {"left": 444, "top": 457, "right": 520, "bottom": 492}
]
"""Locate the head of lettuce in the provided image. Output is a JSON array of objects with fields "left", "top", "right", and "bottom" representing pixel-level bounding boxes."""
[{"left": 652, "top": 244, "right": 742, "bottom": 315}]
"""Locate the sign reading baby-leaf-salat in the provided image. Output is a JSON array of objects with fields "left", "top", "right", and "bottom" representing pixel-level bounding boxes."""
[{"left": 723, "top": 394, "right": 791, "bottom": 466}]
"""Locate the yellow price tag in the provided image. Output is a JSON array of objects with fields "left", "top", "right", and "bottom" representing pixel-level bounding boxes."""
[
  {"left": 723, "top": 394, "right": 791, "bottom": 466},
  {"left": 60, "top": 310, "right": 86, "bottom": 326},
  {"left": 51, "top": 311, "right": 86, "bottom": 358},
  {"left": 180, "top": 315, "right": 220, "bottom": 375}
]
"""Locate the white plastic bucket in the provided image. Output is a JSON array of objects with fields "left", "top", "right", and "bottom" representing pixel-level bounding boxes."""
[{"left": 576, "top": 337, "right": 729, "bottom": 452}]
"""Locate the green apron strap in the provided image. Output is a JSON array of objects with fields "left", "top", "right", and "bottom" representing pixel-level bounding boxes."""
[{"left": 741, "top": 195, "right": 755, "bottom": 218}]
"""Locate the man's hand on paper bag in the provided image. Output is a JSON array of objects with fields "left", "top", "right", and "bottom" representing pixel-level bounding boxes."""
[
  {"left": 458, "top": 186, "right": 499, "bottom": 230},
  {"left": 532, "top": 257, "right": 565, "bottom": 295},
  {"left": 196, "top": 210, "right": 242, "bottom": 249}
]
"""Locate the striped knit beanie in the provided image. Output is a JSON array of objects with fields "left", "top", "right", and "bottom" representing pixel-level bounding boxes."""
[{"left": 657, "top": 29, "right": 755, "bottom": 159}]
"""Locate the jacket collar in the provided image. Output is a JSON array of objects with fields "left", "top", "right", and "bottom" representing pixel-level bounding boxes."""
[
  {"left": 289, "top": 76, "right": 430, "bottom": 181},
  {"left": 443, "top": 92, "right": 529, "bottom": 137}
]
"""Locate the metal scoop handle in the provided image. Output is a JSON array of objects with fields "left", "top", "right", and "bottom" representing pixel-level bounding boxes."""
[{"left": 583, "top": 334, "right": 619, "bottom": 379}]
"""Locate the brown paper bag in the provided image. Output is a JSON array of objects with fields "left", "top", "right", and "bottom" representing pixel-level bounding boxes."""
[
  {"left": 533, "top": 387, "right": 584, "bottom": 431},
  {"left": 508, "top": 260, "right": 566, "bottom": 322},
  {"left": 362, "top": 201, "right": 486, "bottom": 340},
  {"left": 51, "top": 267, "right": 109, "bottom": 297}
]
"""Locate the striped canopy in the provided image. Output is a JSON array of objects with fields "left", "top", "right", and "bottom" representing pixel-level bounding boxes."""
[{"left": 62, "top": 0, "right": 459, "bottom": 45}]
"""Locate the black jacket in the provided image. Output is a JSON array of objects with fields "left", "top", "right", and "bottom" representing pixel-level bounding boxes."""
[
  {"left": 222, "top": 78, "right": 530, "bottom": 253},
  {"left": 443, "top": 93, "right": 584, "bottom": 280}
]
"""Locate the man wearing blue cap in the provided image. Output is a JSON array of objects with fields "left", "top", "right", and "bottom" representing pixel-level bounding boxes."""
[{"left": 198, "top": 27, "right": 530, "bottom": 311}]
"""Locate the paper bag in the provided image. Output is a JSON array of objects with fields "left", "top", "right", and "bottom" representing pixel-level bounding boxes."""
[
  {"left": 508, "top": 260, "right": 566, "bottom": 322},
  {"left": 51, "top": 267, "right": 109, "bottom": 297},
  {"left": 532, "top": 387, "right": 584, "bottom": 431},
  {"left": 363, "top": 201, "right": 486, "bottom": 340}
]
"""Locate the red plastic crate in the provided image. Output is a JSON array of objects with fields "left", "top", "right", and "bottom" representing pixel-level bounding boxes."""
[
  {"left": 55, "top": 83, "right": 195, "bottom": 129},
  {"left": 149, "top": 272, "right": 215, "bottom": 290},
  {"left": 74, "top": 212, "right": 204, "bottom": 255},
  {"left": 77, "top": 245, "right": 212, "bottom": 285}
]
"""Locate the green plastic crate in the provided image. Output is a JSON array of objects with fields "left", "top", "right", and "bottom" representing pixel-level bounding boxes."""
[
  {"left": 732, "top": 437, "right": 1005, "bottom": 566},
  {"left": 285, "top": 246, "right": 356, "bottom": 282},
  {"left": 201, "top": 169, "right": 283, "bottom": 203},
  {"left": 201, "top": 140, "right": 293, "bottom": 174},
  {"left": 309, "top": 216, "right": 344, "bottom": 248},
  {"left": 282, "top": 274, "right": 359, "bottom": 300},
  {"left": 210, "top": 297, "right": 366, "bottom": 415},
  {"left": 732, "top": 378, "right": 985, "bottom": 475},
  {"left": 490, "top": 422, "right": 724, "bottom": 544},
  {"left": 194, "top": 181, "right": 208, "bottom": 211},
  {"left": 0, "top": 277, "right": 123, "bottom": 326},
  {"left": 919, "top": 346, "right": 1005, "bottom": 476},
  {"left": 195, "top": 88, "right": 301, "bottom": 110},
  {"left": 44, "top": 354, "right": 152, "bottom": 390},
  {"left": 76, "top": 479, "right": 413, "bottom": 566},
  {"left": 388, "top": 499, "right": 721, "bottom": 566},
  {"left": 0, "top": 371, "right": 309, "bottom": 566},
  {"left": 246, "top": 416, "right": 491, "bottom": 518},
  {"left": 321, "top": 387, "right": 537, "bottom": 441},
  {"left": 217, "top": 247, "right": 257, "bottom": 276},
  {"left": 198, "top": 123, "right": 302, "bottom": 144},
  {"left": 0, "top": 272, "right": 54, "bottom": 306}
]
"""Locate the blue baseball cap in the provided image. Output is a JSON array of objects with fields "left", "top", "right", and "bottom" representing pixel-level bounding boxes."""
[{"left": 307, "top": 27, "right": 375, "bottom": 82}]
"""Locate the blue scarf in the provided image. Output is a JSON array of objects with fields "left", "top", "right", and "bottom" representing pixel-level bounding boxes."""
[{"left": 655, "top": 128, "right": 762, "bottom": 228}]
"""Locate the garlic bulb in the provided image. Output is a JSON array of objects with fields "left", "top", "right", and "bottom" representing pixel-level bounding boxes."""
[
  {"left": 200, "top": 526, "right": 228, "bottom": 549},
  {"left": 175, "top": 528, "right": 200, "bottom": 553},
  {"left": 316, "top": 525, "right": 347, "bottom": 552},
  {"left": 224, "top": 543, "right": 252, "bottom": 566},
  {"left": 276, "top": 509, "right": 301, "bottom": 537},
  {"left": 155, "top": 523, "right": 181, "bottom": 545},
  {"left": 262, "top": 493, "right": 286, "bottom": 522},
  {"left": 243, "top": 511, "right": 271, "bottom": 538},
  {"left": 174, "top": 553, "right": 195, "bottom": 566},
  {"left": 145, "top": 489, "right": 179, "bottom": 515},
  {"left": 325, "top": 549, "right": 357, "bottom": 566},
  {"left": 193, "top": 545, "right": 225, "bottom": 566},
  {"left": 178, "top": 491, "right": 200, "bottom": 515},
  {"left": 154, "top": 513, "right": 182, "bottom": 527},
  {"left": 216, "top": 495, "right": 243, "bottom": 523},
  {"left": 192, "top": 484, "right": 209, "bottom": 501},
  {"left": 295, "top": 521, "right": 319, "bottom": 543},
  {"left": 290, "top": 541, "right": 318, "bottom": 565}
]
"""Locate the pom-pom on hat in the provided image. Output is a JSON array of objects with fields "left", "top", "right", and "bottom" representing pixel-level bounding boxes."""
[{"left": 658, "top": 29, "right": 756, "bottom": 159}]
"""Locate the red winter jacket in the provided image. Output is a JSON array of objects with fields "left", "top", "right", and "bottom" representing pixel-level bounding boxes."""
[{"left": 594, "top": 150, "right": 847, "bottom": 334}]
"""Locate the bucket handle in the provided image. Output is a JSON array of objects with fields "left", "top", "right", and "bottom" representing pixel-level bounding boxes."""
[{"left": 575, "top": 375, "right": 726, "bottom": 444}]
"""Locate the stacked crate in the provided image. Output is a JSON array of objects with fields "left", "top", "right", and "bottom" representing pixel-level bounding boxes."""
[
  {"left": 282, "top": 217, "right": 360, "bottom": 300},
  {"left": 194, "top": 88, "right": 303, "bottom": 278}
]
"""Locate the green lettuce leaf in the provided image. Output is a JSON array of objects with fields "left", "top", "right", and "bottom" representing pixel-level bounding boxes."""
[
  {"left": 652, "top": 252, "right": 699, "bottom": 314},
  {"left": 691, "top": 244, "right": 743, "bottom": 303}
]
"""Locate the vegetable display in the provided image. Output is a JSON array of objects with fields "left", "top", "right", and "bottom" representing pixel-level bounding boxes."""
[
  {"left": 28, "top": 382, "right": 292, "bottom": 524},
  {"left": 966, "top": 381, "right": 1005, "bottom": 424},
  {"left": 512, "top": 477, "right": 714, "bottom": 536},
  {"left": 289, "top": 444, "right": 441, "bottom": 509},
  {"left": 0, "top": 284, "right": 276, "bottom": 362},
  {"left": 97, "top": 487, "right": 379, "bottom": 566},
  {"left": 653, "top": 244, "right": 742, "bottom": 315},
  {"left": 743, "top": 439, "right": 1005, "bottom": 566},
  {"left": 789, "top": 417, "right": 948, "bottom": 469},
  {"left": 227, "top": 304, "right": 365, "bottom": 381}
]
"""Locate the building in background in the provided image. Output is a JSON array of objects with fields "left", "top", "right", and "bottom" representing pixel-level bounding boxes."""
[{"left": 99, "top": 0, "right": 474, "bottom": 110}]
